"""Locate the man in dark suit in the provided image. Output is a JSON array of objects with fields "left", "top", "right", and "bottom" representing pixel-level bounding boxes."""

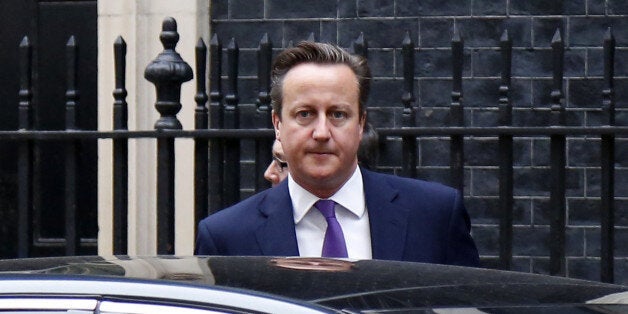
[{"left": 196, "top": 41, "right": 480, "bottom": 267}]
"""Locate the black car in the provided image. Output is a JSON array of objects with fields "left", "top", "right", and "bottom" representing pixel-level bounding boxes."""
[{"left": 0, "top": 256, "right": 626, "bottom": 313}]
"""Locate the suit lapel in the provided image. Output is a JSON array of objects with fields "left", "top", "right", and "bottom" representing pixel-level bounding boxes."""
[
  {"left": 363, "top": 169, "right": 409, "bottom": 260},
  {"left": 254, "top": 181, "right": 300, "bottom": 256}
]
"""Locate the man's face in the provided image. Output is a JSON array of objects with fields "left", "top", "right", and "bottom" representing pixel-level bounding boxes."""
[
  {"left": 272, "top": 63, "right": 365, "bottom": 198},
  {"left": 264, "top": 140, "right": 289, "bottom": 187}
]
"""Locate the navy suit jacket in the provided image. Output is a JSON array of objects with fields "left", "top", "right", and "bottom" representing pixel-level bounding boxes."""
[{"left": 195, "top": 168, "right": 480, "bottom": 267}]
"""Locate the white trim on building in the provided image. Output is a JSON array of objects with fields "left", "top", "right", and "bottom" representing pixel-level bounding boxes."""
[{"left": 97, "top": 0, "right": 209, "bottom": 255}]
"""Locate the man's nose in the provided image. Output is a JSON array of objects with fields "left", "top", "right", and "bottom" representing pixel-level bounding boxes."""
[
  {"left": 312, "top": 116, "right": 331, "bottom": 140},
  {"left": 264, "top": 161, "right": 278, "bottom": 184}
]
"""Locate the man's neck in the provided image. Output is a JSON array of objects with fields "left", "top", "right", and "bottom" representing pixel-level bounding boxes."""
[{"left": 288, "top": 166, "right": 364, "bottom": 224}]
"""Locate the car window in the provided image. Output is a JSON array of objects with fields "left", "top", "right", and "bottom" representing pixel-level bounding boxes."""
[
  {"left": 0, "top": 312, "right": 91, "bottom": 314},
  {"left": 0, "top": 297, "right": 96, "bottom": 313},
  {"left": 0, "top": 298, "right": 236, "bottom": 314},
  {"left": 99, "top": 300, "right": 227, "bottom": 314}
]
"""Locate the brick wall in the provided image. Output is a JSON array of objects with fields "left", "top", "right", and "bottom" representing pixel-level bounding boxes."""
[{"left": 210, "top": 0, "right": 628, "bottom": 283}]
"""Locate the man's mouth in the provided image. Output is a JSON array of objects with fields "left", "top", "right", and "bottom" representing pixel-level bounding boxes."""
[{"left": 310, "top": 151, "right": 333, "bottom": 155}]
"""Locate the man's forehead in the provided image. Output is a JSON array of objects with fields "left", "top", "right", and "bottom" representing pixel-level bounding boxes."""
[
  {"left": 285, "top": 62, "right": 354, "bottom": 78},
  {"left": 282, "top": 65, "right": 359, "bottom": 98}
]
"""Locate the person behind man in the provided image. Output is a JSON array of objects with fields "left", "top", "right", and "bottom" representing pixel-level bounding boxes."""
[
  {"left": 196, "top": 41, "right": 480, "bottom": 266},
  {"left": 264, "top": 139, "right": 289, "bottom": 187},
  {"left": 264, "top": 122, "right": 378, "bottom": 186}
]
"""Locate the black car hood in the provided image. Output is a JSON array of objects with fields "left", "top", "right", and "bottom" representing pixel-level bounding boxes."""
[{"left": 0, "top": 255, "right": 626, "bottom": 312}]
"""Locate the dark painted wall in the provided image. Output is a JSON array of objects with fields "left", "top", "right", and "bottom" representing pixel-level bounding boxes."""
[
  {"left": 210, "top": 1, "right": 628, "bottom": 283},
  {"left": 0, "top": 0, "right": 33, "bottom": 258},
  {"left": 0, "top": 0, "right": 97, "bottom": 257}
]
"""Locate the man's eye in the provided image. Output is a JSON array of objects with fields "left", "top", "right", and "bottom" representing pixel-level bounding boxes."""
[
  {"left": 297, "top": 111, "right": 311, "bottom": 118},
  {"left": 331, "top": 111, "right": 347, "bottom": 119}
]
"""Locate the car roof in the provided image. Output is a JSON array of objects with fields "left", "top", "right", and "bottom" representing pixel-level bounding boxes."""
[{"left": 0, "top": 255, "right": 626, "bottom": 312}]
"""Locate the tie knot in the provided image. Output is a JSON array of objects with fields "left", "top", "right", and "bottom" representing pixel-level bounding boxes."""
[{"left": 314, "top": 199, "right": 336, "bottom": 218}]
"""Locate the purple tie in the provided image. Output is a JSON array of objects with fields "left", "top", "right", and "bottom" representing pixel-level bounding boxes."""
[{"left": 314, "top": 199, "right": 348, "bottom": 258}]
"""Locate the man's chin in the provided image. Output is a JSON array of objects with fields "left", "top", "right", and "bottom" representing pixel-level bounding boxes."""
[
  {"left": 306, "top": 170, "right": 334, "bottom": 181},
  {"left": 298, "top": 166, "right": 336, "bottom": 181}
]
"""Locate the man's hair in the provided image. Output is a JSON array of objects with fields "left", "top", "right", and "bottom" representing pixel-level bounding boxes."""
[{"left": 270, "top": 41, "right": 371, "bottom": 118}]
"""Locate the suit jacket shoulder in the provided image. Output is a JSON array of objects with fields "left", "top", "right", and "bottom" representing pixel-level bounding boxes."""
[
  {"left": 195, "top": 180, "right": 299, "bottom": 256},
  {"left": 361, "top": 168, "right": 480, "bottom": 267}
]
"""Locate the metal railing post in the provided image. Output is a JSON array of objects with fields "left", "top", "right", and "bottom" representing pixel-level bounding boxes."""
[
  {"left": 255, "top": 34, "right": 273, "bottom": 192},
  {"left": 194, "top": 38, "right": 209, "bottom": 237},
  {"left": 208, "top": 34, "right": 224, "bottom": 214},
  {"left": 600, "top": 27, "right": 616, "bottom": 283},
  {"left": 450, "top": 25, "right": 465, "bottom": 193},
  {"left": 64, "top": 36, "right": 80, "bottom": 256},
  {"left": 17, "top": 36, "right": 34, "bottom": 258},
  {"left": 223, "top": 38, "right": 240, "bottom": 207},
  {"left": 498, "top": 29, "right": 514, "bottom": 270},
  {"left": 549, "top": 29, "right": 566, "bottom": 277},
  {"left": 144, "top": 17, "right": 193, "bottom": 254},
  {"left": 112, "top": 36, "right": 128, "bottom": 254},
  {"left": 401, "top": 31, "right": 417, "bottom": 178}
]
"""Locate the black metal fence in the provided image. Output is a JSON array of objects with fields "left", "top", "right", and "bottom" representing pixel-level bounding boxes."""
[{"left": 2, "top": 17, "right": 627, "bottom": 283}]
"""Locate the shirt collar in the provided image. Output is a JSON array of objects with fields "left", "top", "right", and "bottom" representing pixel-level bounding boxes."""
[{"left": 289, "top": 167, "right": 365, "bottom": 224}]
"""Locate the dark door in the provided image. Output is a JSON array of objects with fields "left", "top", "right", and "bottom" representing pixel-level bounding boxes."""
[{"left": 0, "top": 0, "right": 97, "bottom": 257}]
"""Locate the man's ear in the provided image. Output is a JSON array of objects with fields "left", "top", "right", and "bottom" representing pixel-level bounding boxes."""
[
  {"left": 272, "top": 110, "right": 281, "bottom": 141},
  {"left": 359, "top": 112, "right": 366, "bottom": 135}
]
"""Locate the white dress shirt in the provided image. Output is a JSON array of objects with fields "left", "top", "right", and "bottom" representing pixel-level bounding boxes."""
[{"left": 289, "top": 167, "right": 372, "bottom": 259}]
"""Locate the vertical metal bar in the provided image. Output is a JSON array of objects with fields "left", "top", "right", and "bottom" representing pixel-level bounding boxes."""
[
  {"left": 17, "top": 36, "right": 34, "bottom": 258},
  {"left": 351, "top": 32, "right": 368, "bottom": 59},
  {"left": 65, "top": 36, "right": 79, "bottom": 255},
  {"left": 195, "top": 38, "right": 209, "bottom": 235},
  {"left": 549, "top": 29, "right": 566, "bottom": 276},
  {"left": 450, "top": 25, "right": 465, "bottom": 192},
  {"left": 600, "top": 27, "right": 615, "bottom": 283},
  {"left": 401, "top": 31, "right": 417, "bottom": 178},
  {"left": 112, "top": 36, "right": 128, "bottom": 255},
  {"left": 498, "top": 30, "right": 514, "bottom": 270},
  {"left": 255, "top": 34, "right": 273, "bottom": 192},
  {"left": 156, "top": 138, "right": 175, "bottom": 254},
  {"left": 144, "top": 17, "right": 193, "bottom": 254},
  {"left": 223, "top": 38, "right": 240, "bottom": 206},
  {"left": 208, "top": 34, "right": 224, "bottom": 214}
]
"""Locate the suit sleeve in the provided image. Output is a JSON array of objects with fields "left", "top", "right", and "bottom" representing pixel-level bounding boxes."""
[
  {"left": 446, "top": 190, "right": 481, "bottom": 267},
  {"left": 194, "top": 219, "right": 219, "bottom": 255}
]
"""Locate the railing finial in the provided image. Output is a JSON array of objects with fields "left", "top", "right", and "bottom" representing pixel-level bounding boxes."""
[
  {"left": 160, "top": 17, "right": 179, "bottom": 50},
  {"left": 144, "top": 17, "right": 193, "bottom": 130},
  {"left": 550, "top": 28, "right": 565, "bottom": 126}
]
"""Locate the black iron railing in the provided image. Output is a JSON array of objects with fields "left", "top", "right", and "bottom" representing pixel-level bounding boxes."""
[{"left": 1, "top": 17, "right": 624, "bottom": 284}]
